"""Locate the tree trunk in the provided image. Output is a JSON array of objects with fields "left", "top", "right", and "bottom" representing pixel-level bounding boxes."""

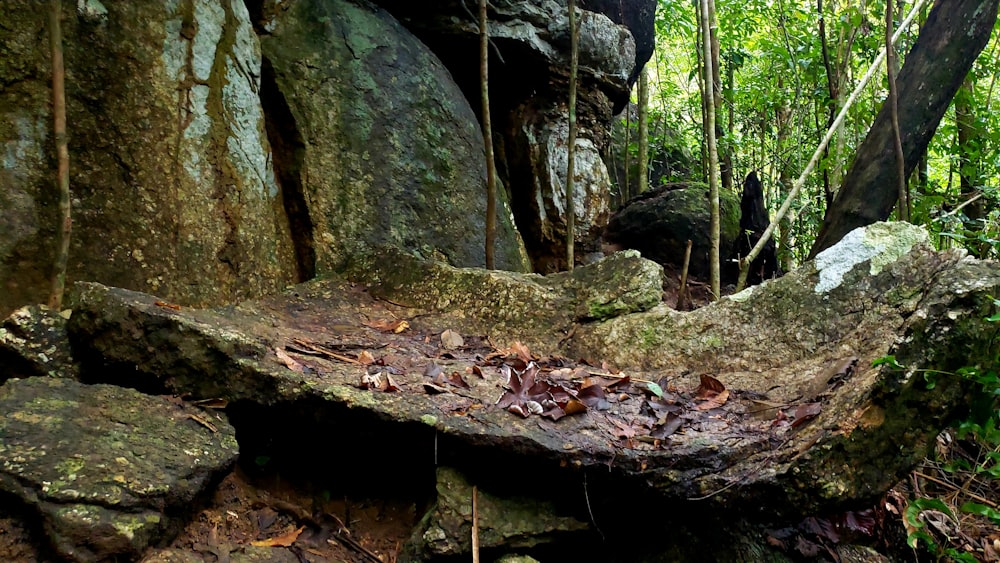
[
  {"left": 479, "top": 0, "right": 498, "bottom": 269},
  {"left": 48, "top": 0, "right": 71, "bottom": 311},
  {"left": 700, "top": 0, "right": 721, "bottom": 299},
  {"left": 565, "top": 0, "right": 579, "bottom": 271},
  {"left": 637, "top": 65, "right": 649, "bottom": 194},
  {"left": 810, "top": 0, "right": 999, "bottom": 257}
]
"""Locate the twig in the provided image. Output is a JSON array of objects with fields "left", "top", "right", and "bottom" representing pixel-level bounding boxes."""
[
  {"left": 583, "top": 472, "right": 605, "bottom": 542},
  {"left": 471, "top": 486, "right": 480, "bottom": 563},
  {"left": 912, "top": 471, "right": 999, "bottom": 508},
  {"left": 288, "top": 339, "right": 362, "bottom": 365}
]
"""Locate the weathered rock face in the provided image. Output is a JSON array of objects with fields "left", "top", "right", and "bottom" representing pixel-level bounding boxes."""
[
  {"left": 371, "top": 0, "right": 654, "bottom": 270},
  {"left": 62, "top": 222, "right": 1000, "bottom": 526},
  {"left": 0, "top": 304, "right": 78, "bottom": 381},
  {"left": 0, "top": 0, "right": 297, "bottom": 318},
  {"left": 603, "top": 182, "right": 741, "bottom": 278},
  {"left": 0, "top": 377, "right": 238, "bottom": 562},
  {"left": 258, "top": 0, "right": 529, "bottom": 274}
]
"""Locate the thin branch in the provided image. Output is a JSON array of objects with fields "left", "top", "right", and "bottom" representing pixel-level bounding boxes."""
[
  {"left": 48, "top": 0, "right": 72, "bottom": 310},
  {"left": 886, "top": 2, "right": 908, "bottom": 222}
]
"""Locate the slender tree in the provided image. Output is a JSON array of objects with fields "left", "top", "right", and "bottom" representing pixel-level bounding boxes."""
[
  {"left": 885, "top": 2, "right": 908, "bottom": 222},
  {"left": 48, "top": 0, "right": 71, "bottom": 310},
  {"left": 479, "top": 0, "right": 498, "bottom": 269},
  {"left": 637, "top": 65, "right": 650, "bottom": 194},
  {"left": 700, "top": 0, "right": 721, "bottom": 299},
  {"left": 565, "top": 0, "right": 579, "bottom": 271}
]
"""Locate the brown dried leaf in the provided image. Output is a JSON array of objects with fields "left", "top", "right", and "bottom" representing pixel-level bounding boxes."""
[
  {"left": 423, "top": 382, "right": 450, "bottom": 394},
  {"left": 384, "top": 374, "right": 400, "bottom": 392},
  {"left": 471, "top": 365, "right": 485, "bottom": 378},
  {"left": 447, "top": 371, "right": 470, "bottom": 389},
  {"left": 251, "top": 525, "right": 304, "bottom": 547},
  {"left": 696, "top": 388, "right": 730, "bottom": 410},
  {"left": 511, "top": 341, "right": 533, "bottom": 363},
  {"left": 609, "top": 417, "right": 636, "bottom": 439},
  {"left": 696, "top": 374, "right": 726, "bottom": 398},
  {"left": 154, "top": 300, "right": 182, "bottom": 310},
  {"left": 791, "top": 402, "right": 823, "bottom": 428},
  {"left": 275, "top": 348, "right": 304, "bottom": 373},
  {"left": 650, "top": 412, "right": 684, "bottom": 439},
  {"left": 357, "top": 350, "right": 375, "bottom": 366},
  {"left": 364, "top": 319, "right": 409, "bottom": 333}
]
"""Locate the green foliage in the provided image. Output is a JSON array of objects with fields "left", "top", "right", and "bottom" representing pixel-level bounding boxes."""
[{"left": 618, "top": 0, "right": 1000, "bottom": 267}]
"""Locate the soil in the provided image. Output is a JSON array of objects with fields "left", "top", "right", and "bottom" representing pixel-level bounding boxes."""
[{"left": 0, "top": 465, "right": 417, "bottom": 563}]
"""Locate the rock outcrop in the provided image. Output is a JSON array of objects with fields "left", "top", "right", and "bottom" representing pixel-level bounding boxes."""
[
  {"left": 371, "top": 0, "right": 656, "bottom": 270},
  {"left": 0, "top": 377, "right": 238, "bottom": 562},
  {"left": 1, "top": 221, "right": 998, "bottom": 560},
  {"left": 258, "top": 0, "right": 529, "bottom": 275},
  {"left": 0, "top": 0, "right": 297, "bottom": 317}
]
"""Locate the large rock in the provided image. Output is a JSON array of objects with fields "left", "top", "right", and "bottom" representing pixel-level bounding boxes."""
[
  {"left": 259, "top": 0, "right": 529, "bottom": 274},
  {"left": 0, "top": 1, "right": 297, "bottom": 318},
  {"left": 367, "top": 0, "right": 653, "bottom": 270},
  {"left": 0, "top": 377, "right": 239, "bottom": 562},
  {"left": 62, "top": 222, "right": 1000, "bottom": 530},
  {"left": 603, "top": 182, "right": 741, "bottom": 278}
]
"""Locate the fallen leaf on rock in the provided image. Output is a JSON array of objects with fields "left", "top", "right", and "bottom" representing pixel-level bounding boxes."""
[
  {"left": 359, "top": 373, "right": 383, "bottom": 390},
  {"left": 384, "top": 374, "right": 400, "bottom": 392},
  {"left": 511, "top": 341, "right": 533, "bottom": 363},
  {"left": 471, "top": 365, "right": 485, "bottom": 378},
  {"left": 275, "top": 348, "right": 304, "bottom": 373},
  {"left": 251, "top": 526, "right": 304, "bottom": 547},
  {"left": 446, "top": 371, "right": 470, "bottom": 389},
  {"left": 440, "top": 329, "right": 464, "bottom": 349},
  {"left": 358, "top": 350, "right": 375, "bottom": 365},
  {"left": 791, "top": 402, "right": 823, "bottom": 428},
  {"left": 696, "top": 374, "right": 726, "bottom": 398},
  {"left": 696, "top": 388, "right": 730, "bottom": 410},
  {"left": 154, "top": 300, "right": 182, "bottom": 310},
  {"left": 423, "top": 382, "right": 450, "bottom": 394},
  {"left": 650, "top": 412, "right": 684, "bottom": 439},
  {"left": 365, "top": 319, "right": 409, "bottom": 333},
  {"left": 576, "top": 383, "right": 610, "bottom": 410},
  {"left": 609, "top": 417, "right": 636, "bottom": 439}
]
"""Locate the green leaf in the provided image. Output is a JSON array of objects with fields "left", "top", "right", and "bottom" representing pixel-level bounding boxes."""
[
  {"left": 872, "top": 355, "right": 904, "bottom": 369},
  {"left": 959, "top": 502, "right": 1000, "bottom": 524},
  {"left": 646, "top": 382, "right": 664, "bottom": 398}
]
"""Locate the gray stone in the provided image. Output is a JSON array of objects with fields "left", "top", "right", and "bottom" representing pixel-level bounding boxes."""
[
  {"left": 0, "top": 378, "right": 239, "bottom": 562},
  {"left": 0, "top": 305, "right": 79, "bottom": 382},
  {"left": 0, "top": 0, "right": 297, "bottom": 318},
  {"left": 260, "top": 0, "right": 529, "bottom": 274},
  {"left": 408, "top": 466, "right": 587, "bottom": 558}
]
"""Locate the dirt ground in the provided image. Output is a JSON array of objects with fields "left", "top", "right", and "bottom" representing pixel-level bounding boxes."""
[{"left": 0, "top": 466, "right": 417, "bottom": 563}]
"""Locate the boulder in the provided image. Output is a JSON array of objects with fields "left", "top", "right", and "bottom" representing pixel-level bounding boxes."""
[
  {"left": 603, "top": 182, "right": 741, "bottom": 278},
  {"left": 368, "top": 0, "right": 654, "bottom": 270},
  {"left": 0, "top": 377, "right": 238, "bottom": 562},
  {"left": 0, "top": 0, "right": 297, "bottom": 318},
  {"left": 405, "top": 466, "right": 587, "bottom": 559},
  {"left": 259, "top": 0, "right": 529, "bottom": 274}
]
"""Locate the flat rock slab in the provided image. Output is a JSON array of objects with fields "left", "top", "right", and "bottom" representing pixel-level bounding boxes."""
[
  {"left": 66, "top": 223, "right": 1000, "bottom": 522},
  {"left": 0, "top": 377, "right": 238, "bottom": 562}
]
